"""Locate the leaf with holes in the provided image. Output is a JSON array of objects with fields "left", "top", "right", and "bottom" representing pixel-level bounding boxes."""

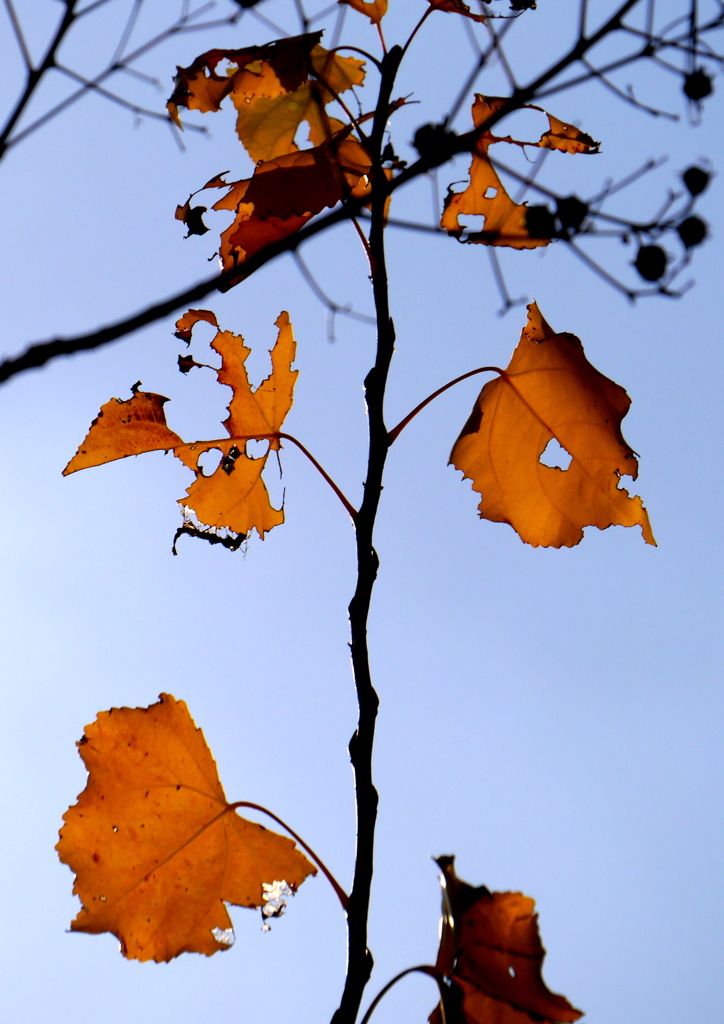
[
  {"left": 442, "top": 96, "right": 598, "bottom": 248},
  {"left": 64, "top": 310, "right": 298, "bottom": 540},
  {"left": 430, "top": 856, "right": 583, "bottom": 1024},
  {"left": 56, "top": 693, "right": 316, "bottom": 962},
  {"left": 450, "top": 303, "right": 655, "bottom": 548},
  {"left": 168, "top": 32, "right": 365, "bottom": 164}
]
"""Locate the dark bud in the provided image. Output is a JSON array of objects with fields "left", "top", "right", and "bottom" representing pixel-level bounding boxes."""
[
  {"left": 634, "top": 245, "right": 668, "bottom": 282},
  {"left": 525, "top": 205, "right": 556, "bottom": 239},
  {"left": 510, "top": 0, "right": 536, "bottom": 8},
  {"left": 184, "top": 206, "right": 209, "bottom": 237},
  {"left": 231, "top": 0, "right": 267, "bottom": 7},
  {"left": 683, "top": 69, "right": 713, "bottom": 101},
  {"left": 556, "top": 195, "right": 588, "bottom": 232},
  {"left": 413, "top": 123, "right": 457, "bottom": 163},
  {"left": 682, "top": 166, "right": 710, "bottom": 196},
  {"left": 677, "top": 216, "right": 707, "bottom": 248}
]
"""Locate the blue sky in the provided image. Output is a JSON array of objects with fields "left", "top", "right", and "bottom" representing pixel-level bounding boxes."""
[{"left": 1, "top": 2, "right": 722, "bottom": 1023}]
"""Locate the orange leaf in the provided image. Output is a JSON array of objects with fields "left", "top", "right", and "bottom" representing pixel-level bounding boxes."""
[
  {"left": 63, "top": 390, "right": 183, "bottom": 474},
  {"left": 450, "top": 303, "right": 655, "bottom": 548},
  {"left": 428, "top": 0, "right": 486, "bottom": 22},
  {"left": 64, "top": 311, "right": 298, "bottom": 541},
  {"left": 431, "top": 856, "right": 583, "bottom": 1024},
  {"left": 442, "top": 97, "right": 598, "bottom": 247},
  {"left": 174, "top": 309, "right": 298, "bottom": 538},
  {"left": 339, "top": 0, "right": 389, "bottom": 24},
  {"left": 56, "top": 693, "right": 317, "bottom": 962}
]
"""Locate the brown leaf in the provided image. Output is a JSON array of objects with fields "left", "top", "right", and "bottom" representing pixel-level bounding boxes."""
[
  {"left": 56, "top": 694, "right": 316, "bottom": 963},
  {"left": 211, "top": 136, "right": 371, "bottom": 285},
  {"left": 63, "top": 391, "right": 183, "bottom": 474},
  {"left": 442, "top": 97, "right": 598, "bottom": 248},
  {"left": 428, "top": 0, "right": 486, "bottom": 22},
  {"left": 450, "top": 303, "right": 655, "bottom": 548},
  {"left": 432, "top": 857, "right": 583, "bottom": 1024},
  {"left": 339, "top": 0, "right": 389, "bottom": 24}
]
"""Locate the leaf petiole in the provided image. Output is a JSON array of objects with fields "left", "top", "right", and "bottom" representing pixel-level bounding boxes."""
[
  {"left": 387, "top": 366, "right": 504, "bottom": 444},
  {"left": 358, "top": 965, "right": 444, "bottom": 1024},
  {"left": 229, "top": 801, "right": 349, "bottom": 911}
]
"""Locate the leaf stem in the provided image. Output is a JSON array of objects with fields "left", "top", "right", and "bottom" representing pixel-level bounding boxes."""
[
  {"left": 387, "top": 366, "right": 503, "bottom": 444},
  {"left": 359, "top": 966, "right": 444, "bottom": 1024},
  {"left": 229, "top": 801, "right": 349, "bottom": 911}
]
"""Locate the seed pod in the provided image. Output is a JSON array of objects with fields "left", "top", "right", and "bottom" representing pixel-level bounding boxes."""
[
  {"left": 677, "top": 216, "right": 708, "bottom": 248},
  {"left": 634, "top": 245, "right": 668, "bottom": 282},
  {"left": 525, "top": 205, "right": 556, "bottom": 239},
  {"left": 556, "top": 196, "right": 588, "bottom": 232},
  {"left": 683, "top": 69, "right": 713, "bottom": 101},
  {"left": 682, "top": 166, "right": 710, "bottom": 196}
]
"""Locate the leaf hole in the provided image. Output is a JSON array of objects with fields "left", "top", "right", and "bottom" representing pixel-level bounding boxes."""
[
  {"left": 246, "top": 438, "right": 270, "bottom": 460},
  {"left": 197, "top": 448, "right": 223, "bottom": 476},
  {"left": 539, "top": 438, "right": 572, "bottom": 470},
  {"left": 508, "top": 966, "right": 516, "bottom": 977},
  {"left": 484, "top": 186, "right": 498, "bottom": 199}
]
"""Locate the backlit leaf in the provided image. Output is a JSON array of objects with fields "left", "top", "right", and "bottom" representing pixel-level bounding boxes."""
[
  {"left": 63, "top": 391, "right": 183, "bottom": 474},
  {"left": 56, "top": 694, "right": 316, "bottom": 962},
  {"left": 428, "top": 0, "right": 486, "bottom": 22},
  {"left": 168, "top": 33, "right": 365, "bottom": 163},
  {"left": 450, "top": 303, "right": 655, "bottom": 548},
  {"left": 339, "top": 0, "right": 389, "bottom": 23},
  {"left": 64, "top": 311, "right": 298, "bottom": 541},
  {"left": 442, "top": 97, "right": 598, "bottom": 247},
  {"left": 431, "top": 856, "right": 583, "bottom": 1024},
  {"left": 206, "top": 135, "right": 371, "bottom": 286}
]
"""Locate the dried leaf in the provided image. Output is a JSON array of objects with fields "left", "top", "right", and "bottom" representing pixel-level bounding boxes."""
[
  {"left": 210, "top": 136, "right": 371, "bottom": 285},
  {"left": 450, "top": 303, "right": 655, "bottom": 548},
  {"left": 63, "top": 391, "right": 183, "bottom": 474},
  {"left": 65, "top": 311, "right": 298, "bottom": 541},
  {"left": 339, "top": 0, "right": 389, "bottom": 24},
  {"left": 168, "top": 33, "right": 365, "bottom": 163},
  {"left": 428, "top": 0, "right": 486, "bottom": 22},
  {"left": 431, "top": 857, "right": 583, "bottom": 1024},
  {"left": 56, "top": 694, "right": 316, "bottom": 962},
  {"left": 442, "top": 97, "right": 598, "bottom": 248},
  {"left": 174, "top": 309, "right": 298, "bottom": 537}
]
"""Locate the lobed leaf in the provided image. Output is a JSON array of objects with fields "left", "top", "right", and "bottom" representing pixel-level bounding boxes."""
[
  {"left": 450, "top": 303, "right": 655, "bottom": 548},
  {"left": 442, "top": 97, "right": 598, "bottom": 247},
  {"left": 431, "top": 857, "right": 583, "bottom": 1024},
  {"left": 56, "top": 694, "right": 316, "bottom": 962},
  {"left": 65, "top": 311, "right": 299, "bottom": 541}
]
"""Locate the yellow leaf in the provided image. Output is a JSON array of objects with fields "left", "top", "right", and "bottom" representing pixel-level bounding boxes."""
[
  {"left": 56, "top": 693, "right": 316, "bottom": 962},
  {"left": 450, "top": 303, "right": 655, "bottom": 548}
]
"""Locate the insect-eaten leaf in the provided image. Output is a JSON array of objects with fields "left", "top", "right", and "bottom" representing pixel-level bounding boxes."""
[
  {"left": 430, "top": 856, "right": 583, "bottom": 1024},
  {"left": 450, "top": 303, "right": 655, "bottom": 548},
  {"left": 64, "top": 310, "right": 298, "bottom": 541},
  {"left": 442, "top": 97, "right": 598, "bottom": 248},
  {"left": 168, "top": 32, "right": 365, "bottom": 164},
  {"left": 56, "top": 693, "right": 316, "bottom": 962}
]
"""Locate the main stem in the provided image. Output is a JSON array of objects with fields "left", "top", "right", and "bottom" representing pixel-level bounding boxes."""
[{"left": 331, "top": 45, "right": 403, "bottom": 1024}]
